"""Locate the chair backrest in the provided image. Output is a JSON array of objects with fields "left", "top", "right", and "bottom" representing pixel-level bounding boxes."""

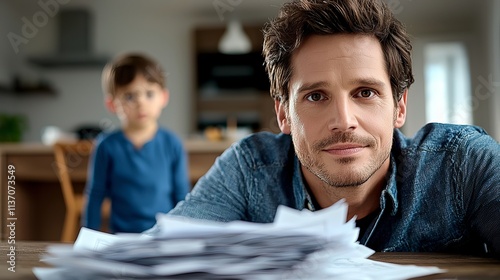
[{"left": 53, "top": 141, "right": 94, "bottom": 209}]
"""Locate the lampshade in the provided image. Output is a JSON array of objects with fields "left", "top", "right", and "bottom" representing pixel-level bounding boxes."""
[{"left": 218, "top": 20, "right": 252, "bottom": 54}]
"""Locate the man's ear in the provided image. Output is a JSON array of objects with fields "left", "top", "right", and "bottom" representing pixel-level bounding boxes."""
[
  {"left": 105, "top": 96, "right": 116, "bottom": 113},
  {"left": 162, "top": 89, "right": 170, "bottom": 108},
  {"left": 275, "top": 99, "right": 291, "bottom": 134},
  {"left": 394, "top": 89, "right": 408, "bottom": 128}
]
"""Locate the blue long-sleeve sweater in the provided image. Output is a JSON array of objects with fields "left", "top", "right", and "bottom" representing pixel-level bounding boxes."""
[{"left": 83, "top": 128, "right": 190, "bottom": 233}]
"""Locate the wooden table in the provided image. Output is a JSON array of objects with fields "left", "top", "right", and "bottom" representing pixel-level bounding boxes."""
[{"left": 1, "top": 242, "right": 499, "bottom": 279}]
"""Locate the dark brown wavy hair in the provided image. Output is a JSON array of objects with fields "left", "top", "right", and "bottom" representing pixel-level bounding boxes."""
[
  {"left": 262, "top": 0, "right": 414, "bottom": 105},
  {"left": 102, "top": 53, "right": 165, "bottom": 98}
]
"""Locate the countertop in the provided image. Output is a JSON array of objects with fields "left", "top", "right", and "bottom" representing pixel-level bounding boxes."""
[{"left": 0, "top": 139, "right": 234, "bottom": 154}]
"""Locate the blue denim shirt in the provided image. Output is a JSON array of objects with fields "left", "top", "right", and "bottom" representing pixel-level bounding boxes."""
[{"left": 170, "top": 123, "right": 500, "bottom": 257}]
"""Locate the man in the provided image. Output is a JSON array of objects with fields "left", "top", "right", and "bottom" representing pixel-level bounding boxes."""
[{"left": 170, "top": 0, "right": 500, "bottom": 257}]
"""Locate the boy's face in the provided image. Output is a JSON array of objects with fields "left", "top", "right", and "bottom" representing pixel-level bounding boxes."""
[
  {"left": 276, "top": 34, "right": 407, "bottom": 189},
  {"left": 108, "top": 74, "right": 168, "bottom": 129}
]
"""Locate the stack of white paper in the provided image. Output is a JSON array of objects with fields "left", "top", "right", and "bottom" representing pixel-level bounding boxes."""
[{"left": 33, "top": 200, "right": 445, "bottom": 280}]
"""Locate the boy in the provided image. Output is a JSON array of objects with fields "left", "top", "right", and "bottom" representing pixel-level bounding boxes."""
[{"left": 83, "top": 53, "right": 190, "bottom": 233}]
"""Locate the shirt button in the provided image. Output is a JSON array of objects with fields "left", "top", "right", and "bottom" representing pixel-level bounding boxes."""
[{"left": 307, "top": 201, "right": 313, "bottom": 211}]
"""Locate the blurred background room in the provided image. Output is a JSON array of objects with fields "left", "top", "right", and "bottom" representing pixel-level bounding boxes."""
[
  {"left": 0, "top": 0, "right": 499, "bottom": 241},
  {"left": 0, "top": 0, "right": 499, "bottom": 143}
]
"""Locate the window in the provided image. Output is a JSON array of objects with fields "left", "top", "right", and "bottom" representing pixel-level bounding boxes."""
[{"left": 424, "top": 42, "right": 472, "bottom": 124}]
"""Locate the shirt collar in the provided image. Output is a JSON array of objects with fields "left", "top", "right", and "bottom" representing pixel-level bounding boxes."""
[
  {"left": 292, "top": 155, "right": 312, "bottom": 210},
  {"left": 382, "top": 153, "right": 399, "bottom": 216}
]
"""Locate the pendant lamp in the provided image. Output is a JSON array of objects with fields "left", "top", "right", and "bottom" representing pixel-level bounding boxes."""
[{"left": 218, "top": 20, "right": 252, "bottom": 54}]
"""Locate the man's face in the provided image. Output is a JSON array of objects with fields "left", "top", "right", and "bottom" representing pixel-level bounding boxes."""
[{"left": 276, "top": 34, "right": 407, "bottom": 189}]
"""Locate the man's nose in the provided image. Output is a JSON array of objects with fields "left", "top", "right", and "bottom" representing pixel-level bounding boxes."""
[{"left": 327, "top": 97, "right": 358, "bottom": 132}]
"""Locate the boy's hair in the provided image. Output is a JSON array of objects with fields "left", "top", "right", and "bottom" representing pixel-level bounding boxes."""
[
  {"left": 102, "top": 53, "right": 165, "bottom": 98},
  {"left": 262, "top": 0, "right": 414, "bottom": 105}
]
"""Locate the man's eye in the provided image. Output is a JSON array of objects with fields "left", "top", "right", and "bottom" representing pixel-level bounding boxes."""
[
  {"left": 357, "top": 89, "right": 375, "bottom": 98},
  {"left": 306, "top": 92, "right": 324, "bottom": 102},
  {"left": 146, "top": 90, "right": 154, "bottom": 98}
]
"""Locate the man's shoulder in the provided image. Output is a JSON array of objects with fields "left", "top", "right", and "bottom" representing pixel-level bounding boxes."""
[
  {"left": 401, "top": 123, "right": 490, "bottom": 152},
  {"left": 240, "top": 131, "right": 291, "bottom": 143},
  {"left": 232, "top": 132, "right": 294, "bottom": 164},
  {"left": 238, "top": 131, "right": 292, "bottom": 150}
]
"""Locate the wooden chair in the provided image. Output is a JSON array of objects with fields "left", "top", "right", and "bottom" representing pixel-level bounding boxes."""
[{"left": 53, "top": 141, "right": 109, "bottom": 242}]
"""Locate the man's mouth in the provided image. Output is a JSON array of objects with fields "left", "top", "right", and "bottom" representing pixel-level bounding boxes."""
[{"left": 323, "top": 143, "right": 366, "bottom": 156}]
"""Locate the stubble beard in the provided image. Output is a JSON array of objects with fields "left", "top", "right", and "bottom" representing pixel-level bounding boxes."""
[{"left": 294, "top": 132, "right": 391, "bottom": 188}]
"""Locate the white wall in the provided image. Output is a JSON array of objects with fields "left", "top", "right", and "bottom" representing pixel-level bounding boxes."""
[
  {"left": 487, "top": 0, "right": 500, "bottom": 140},
  {"left": 0, "top": 2, "right": 14, "bottom": 86},
  {"left": 396, "top": 1, "right": 499, "bottom": 140}
]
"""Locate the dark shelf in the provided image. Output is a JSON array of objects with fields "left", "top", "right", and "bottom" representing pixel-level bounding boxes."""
[
  {"left": 28, "top": 54, "right": 109, "bottom": 68},
  {"left": 0, "top": 82, "right": 56, "bottom": 96},
  {"left": 0, "top": 85, "right": 10, "bottom": 93},
  {"left": 13, "top": 87, "right": 56, "bottom": 95}
]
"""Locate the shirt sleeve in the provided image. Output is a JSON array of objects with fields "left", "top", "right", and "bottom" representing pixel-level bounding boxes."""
[
  {"left": 82, "top": 139, "right": 109, "bottom": 230},
  {"left": 460, "top": 129, "right": 500, "bottom": 258},
  {"left": 168, "top": 143, "right": 249, "bottom": 222}
]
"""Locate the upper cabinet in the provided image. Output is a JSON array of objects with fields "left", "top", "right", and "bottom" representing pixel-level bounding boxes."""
[{"left": 193, "top": 25, "right": 278, "bottom": 134}]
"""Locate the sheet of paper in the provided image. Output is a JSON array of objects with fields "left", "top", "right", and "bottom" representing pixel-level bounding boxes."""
[
  {"left": 73, "top": 227, "right": 123, "bottom": 251},
  {"left": 290, "top": 257, "right": 447, "bottom": 280}
]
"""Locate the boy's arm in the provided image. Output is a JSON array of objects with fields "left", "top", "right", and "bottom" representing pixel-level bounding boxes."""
[
  {"left": 461, "top": 131, "right": 500, "bottom": 258},
  {"left": 171, "top": 142, "right": 191, "bottom": 203},
  {"left": 82, "top": 142, "right": 108, "bottom": 230}
]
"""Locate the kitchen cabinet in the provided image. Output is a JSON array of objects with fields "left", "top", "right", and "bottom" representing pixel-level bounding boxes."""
[{"left": 193, "top": 25, "right": 278, "bottom": 134}]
